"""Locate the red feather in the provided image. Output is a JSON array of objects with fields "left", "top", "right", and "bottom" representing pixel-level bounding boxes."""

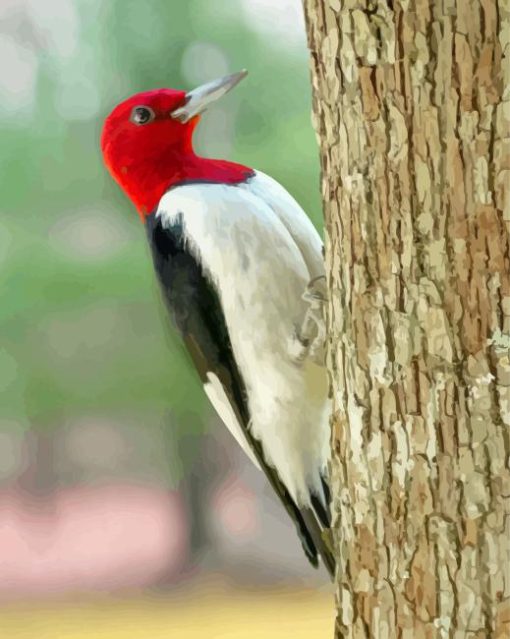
[{"left": 101, "top": 89, "right": 253, "bottom": 220}]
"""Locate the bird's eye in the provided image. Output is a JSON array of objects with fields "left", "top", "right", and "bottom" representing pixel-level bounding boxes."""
[{"left": 130, "top": 106, "right": 155, "bottom": 126}]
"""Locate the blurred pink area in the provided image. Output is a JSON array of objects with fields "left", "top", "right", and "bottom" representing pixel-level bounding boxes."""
[
  {"left": 0, "top": 485, "right": 188, "bottom": 597},
  {"left": 212, "top": 474, "right": 258, "bottom": 539}
]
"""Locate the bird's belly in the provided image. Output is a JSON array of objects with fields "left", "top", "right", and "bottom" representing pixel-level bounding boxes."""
[
  {"left": 160, "top": 182, "right": 330, "bottom": 504},
  {"left": 243, "top": 352, "right": 330, "bottom": 505},
  {"left": 216, "top": 238, "right": 330, "bottom": 506}
]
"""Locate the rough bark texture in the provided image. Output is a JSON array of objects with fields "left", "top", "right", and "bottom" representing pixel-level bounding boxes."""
[{"left": 303, "top": 1, "right": 509, "bottom": 637}]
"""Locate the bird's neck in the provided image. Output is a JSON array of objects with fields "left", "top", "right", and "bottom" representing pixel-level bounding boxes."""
[{"left": 120, "top": 150, "right": 254, "bottom": 220}]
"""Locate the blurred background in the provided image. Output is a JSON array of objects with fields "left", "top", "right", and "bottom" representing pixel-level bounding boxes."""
[{"left": 0, "top": 0, "right": 331, "bottom": 636}]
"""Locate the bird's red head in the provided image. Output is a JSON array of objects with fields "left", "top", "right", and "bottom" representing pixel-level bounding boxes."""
[
  {"left": 101, "top": 88, "right": 192, "bottom": 218},
  {"left": 101, "top": 72, "right": 251, "bottom": 221}
]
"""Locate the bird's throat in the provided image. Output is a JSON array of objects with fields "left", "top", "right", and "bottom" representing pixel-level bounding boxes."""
[{"left": 117, "top": 152, "right": 254, "bottom": 221}]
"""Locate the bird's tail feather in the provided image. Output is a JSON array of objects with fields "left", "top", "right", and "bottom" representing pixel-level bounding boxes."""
[{"left": 300, "top": 506, "right": 335, "bottom": 579}]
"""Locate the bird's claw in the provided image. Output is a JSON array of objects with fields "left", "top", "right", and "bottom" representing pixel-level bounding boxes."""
[
  {"left": 291, "top": 276, "right": 327, "bottom": 365},
  {"left": 302, "top": 275, "right": 327, "bottom": 306},
  {"left": 288, "top": 332, "right": 309, "bottom": 364}
]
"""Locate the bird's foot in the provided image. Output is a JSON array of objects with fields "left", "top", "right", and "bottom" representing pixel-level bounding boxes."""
[{"left": 290, "top": 276, "right": 327, "bottom": 365}]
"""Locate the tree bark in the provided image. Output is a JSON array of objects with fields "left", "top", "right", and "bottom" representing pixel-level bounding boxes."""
[{"left": 303, "top": 1, "right": 509, "bottom": 637}]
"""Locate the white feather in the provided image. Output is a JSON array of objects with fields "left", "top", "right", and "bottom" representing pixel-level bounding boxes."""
[
  {"left": 204, "top": 372, "right": 261, "bottom": 469},
  {"left": 156, "top": 172, "right": 330, "bottom": 506},
  {"left": 241, "top": 171, "right": 325, "bottom": 281}
]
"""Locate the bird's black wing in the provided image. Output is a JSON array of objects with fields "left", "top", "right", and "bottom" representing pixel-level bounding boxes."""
[{"left": 146, "top": 213, "right": 334, "bottom": 577}]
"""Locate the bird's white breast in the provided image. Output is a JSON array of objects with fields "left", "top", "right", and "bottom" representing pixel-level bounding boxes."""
[{"left": 156, "top": 172, "right": 330, "bottom": 505}]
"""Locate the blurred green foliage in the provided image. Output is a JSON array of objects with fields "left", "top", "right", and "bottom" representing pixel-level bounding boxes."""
[{"left": 1, "top": 0, "right": 320, "bottom": 441}]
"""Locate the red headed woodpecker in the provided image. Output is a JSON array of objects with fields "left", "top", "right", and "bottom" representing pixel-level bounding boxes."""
[{"left": 101, "top": 71, "right": 334, "bottom": 577}]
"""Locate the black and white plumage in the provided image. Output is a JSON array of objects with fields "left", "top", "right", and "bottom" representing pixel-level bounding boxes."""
[
  {"left": 101, "top": 74, "right": 335, "bottom": 575},
  {"left": 146, "top": 171, "right": 334, "bottom": 575}
]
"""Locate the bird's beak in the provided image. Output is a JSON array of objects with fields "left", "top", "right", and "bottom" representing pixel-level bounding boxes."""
[{"left": 171, "top": 70, "right": 248, "bottom": 123}]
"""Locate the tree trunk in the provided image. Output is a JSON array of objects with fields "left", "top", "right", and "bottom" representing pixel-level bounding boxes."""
[{"left": 303, "top": 1, "right": 509, "bottom": 636}]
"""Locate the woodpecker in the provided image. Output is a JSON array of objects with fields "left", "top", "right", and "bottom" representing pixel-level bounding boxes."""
[{"left": 101, "top": 71, "right": 334, "bottom": 577}]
